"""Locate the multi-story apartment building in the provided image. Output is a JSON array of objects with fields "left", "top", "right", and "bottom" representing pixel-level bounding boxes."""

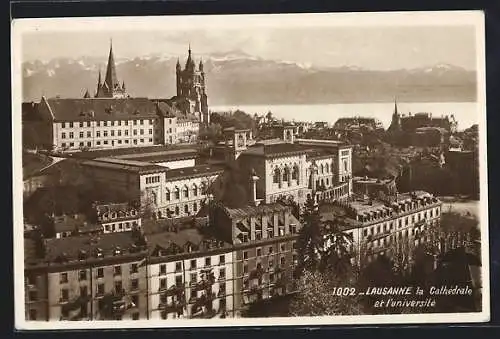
[
  {"left": 325, "top": 190, "right": 442, "bottom": 263},
  {"left": 24, "top": 231, "right": 149, "bottom": 321},
  {"left": 94, "top": 203, "right": 142, "bottom": 234},
  {"left": 145, "top": 225, "right": 234, "bottom": 319},
  {"left": 25, "top": 218, "right": 237, "bottom": 321},
  {"left": 209, "top": 202, "right": 302, "bottom": 316}
]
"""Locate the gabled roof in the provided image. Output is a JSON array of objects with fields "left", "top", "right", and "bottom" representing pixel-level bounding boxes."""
[
  {"left": 220, "top": 202, "right": 290, "bottom": 220},
  {"left": 41, "top": 97, "right": 159, "bottom": 122}
]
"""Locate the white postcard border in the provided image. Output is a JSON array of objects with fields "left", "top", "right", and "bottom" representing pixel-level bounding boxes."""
[{"left": 11, "top": 10, "right": 490, "bottom": 330}]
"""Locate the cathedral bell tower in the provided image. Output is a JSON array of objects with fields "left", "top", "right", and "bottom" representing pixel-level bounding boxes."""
[{"left": 175, "top": 45, "right": 210, "bottom": 124}]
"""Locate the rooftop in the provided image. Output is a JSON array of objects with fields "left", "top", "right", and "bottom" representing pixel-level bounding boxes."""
[
  {"left": 41, "top": 97, "right": 159, "bottom": 122},
  {"left": 43, "top": 231, "right": 145, "bottom": 263},
  {"left": 220, "top": 202, "right": 290, "bottom": 220},
  {"left": 165, "top": 164, "right": 225, "bottom": 181},
  {"left": 242, "top": 142, "right": 307, "bottom": 158},
  {"left": 113, "top": 148, "right": 198, "bottom": 163}
]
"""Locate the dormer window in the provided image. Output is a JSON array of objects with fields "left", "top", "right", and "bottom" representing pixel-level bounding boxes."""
[
  {"left": 96, "top": 248, "right": 103, "bottom": 258},
  {"left": 114, "top": 247, "right": 122, "bottom": 256}
]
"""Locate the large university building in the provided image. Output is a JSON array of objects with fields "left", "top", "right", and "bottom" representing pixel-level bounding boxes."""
[{"left": 22, "top": 43, "right": 206, "bottom": 151}]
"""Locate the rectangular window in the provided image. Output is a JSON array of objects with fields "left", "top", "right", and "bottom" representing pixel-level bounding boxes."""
[
  {"left": 160, "top": 264, "right": 166, "bottom": 275},
  {"left": 205, "top": 257, "right": 211, "bottom": 267},
  {"left": 130, "top": 263, "right": 138, "bottom": 274},
  {"left": 79, "top": 132, "right": 84, "bottom": 138},
  {"left": 243, "top": 251, "right": 248, "bottom": 260},
  {"left": 87, "top": 121, "right": 91, "bottom": 127},
  {"left": 79, "top": 270, "right": 87, "bottom": 281},
  {"left": 96, "top": 131, "right": 100, "bottom": 138},
  {"left": 125, "top": 120, "right": 129, "bottom": 126},
  {"left": 125, "top": 130, "right": 129, "bottom": 136},
  {"left": 104, "top": 131, "right": 108, "bottom": 137},
  {"left": 29, "top": 290, "right": 37, "bottom": 301},
  {"left": 61, "top": 122, "right": 66, "bottom": 128},
  {"left": 160, "top": 278, "right": 167, "bottom": 290},
  {"left": 97, "top": 268, "right": 104, "bottom": 278},
  {"left": 219, "top": 268, "right": 226, "bottom": 279},
  {"left": 149, "top": 129, "right": 153, "bottom": 134},
  {"left": 60, "top": 273, "right": 68, "bottom": 284},
  {"left": 115, "top": 281, "right": 123, "bottom": 294},
  {"left": 131, "top": 279, "right": 139, "bottom": 290},
  {"left": 175, "top": 275, "right": 183, "bottom": 287},
  {"left": 268, "top": 246, "right": 274, "bottom": 255},
  {"left": 133, "top": 130, "right": 137, "bottom": 135},
  {"left": 219, "top": 255, "right": 225, "bottom": 265},
  {"left": 61, "top": 289, "right": 69, "bottom": 302},
  {"left": 256, "top": 248, "right": 262, "bottom": 256},
  {"left": 243, "top": 264, "right": 248, "bottom": 274},
  {"left": 69, "top": 122, "right": 73, "bottom": 128},
  {"left": 140, "top": 129, "right": 144, "bottom": 135},
  {"left": 118, "top": 130, "right": 121, "bottom": 136},
  {"left": 111, "top": 121, "right": 114, "bottom": 127},
  {"left": 103, "top": 121, "right": 107, "bottom": 127},
  {"left": 111, "top": 130, "right": 115, "bottom": 136},
  {"left": 114, "top": 266, "right": 121, "bottom": 276},
  {"left": 69, "top": 132, "right": 74, "bottom": 139},
  {"left": 61, "top": 132, "right": 66, "bottom": 139},
  {"left": 97, "top": 283, "right": 105, "bottom": 295},
  {"left": 190, "top": 259, "right": 197, "bottom": 269},
  {"left": 175, "top": 262, "right": 182, "bottom": 272},
  {"left": 80, "top": 286, "right": 88, "bottom": 297},
  {"left": 190, "top": 272, "right": 197, "bottom": 284},
  {"left": 132, "top": 312, "right": 140, "bottom": 320}
]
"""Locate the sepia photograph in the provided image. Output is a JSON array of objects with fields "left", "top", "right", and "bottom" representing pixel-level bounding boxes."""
[{"left": 11, "top": 11, "right": 489, "bottom": 329}]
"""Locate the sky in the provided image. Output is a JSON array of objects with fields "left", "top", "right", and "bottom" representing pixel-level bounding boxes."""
[{"left": 20, "top": 19, "right": 478, "bottom": 71}]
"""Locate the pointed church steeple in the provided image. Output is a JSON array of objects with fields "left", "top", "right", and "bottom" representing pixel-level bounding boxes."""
[
  {"left": 93, "top": 39, "right": 127, "bottom": 98},
  {"left": 186, "top": 44, "right": 195, "bottom": 70},
  {"left": 83, "top": 89, "right": 90, "bottom": 98},
  {"left": 104, "top": 39, "right": 119, "bottom": 90},
  {"left": 394, "top": 96, "right": 399, "bottom": 115},
  {"left": 199, "top": 59, "right": 204, "bottom": 72}
]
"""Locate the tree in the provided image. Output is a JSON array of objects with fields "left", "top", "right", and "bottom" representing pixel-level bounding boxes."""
[
  {"left": 295, "top": 196, "right": 323, "bottom": 275},
  {"left": 289, "top": 270, "right": 363, "bottom": 316},
  {"left": 319, "top": 219, "right": 354, "bottom": 278},
  {"left": 276, "top": 195, "right": 300, "bottom": 219}
]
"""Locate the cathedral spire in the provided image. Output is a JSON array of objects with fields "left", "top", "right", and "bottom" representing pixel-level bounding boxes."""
[
  {"left": 104, "top": 39, "right": 119, "bottom": 90},
  {"left": 186, "top": 44, "right": 195, "bottom": 70},
  {"left": 394, "top": 96, "right": 398, "bottom": 115}
]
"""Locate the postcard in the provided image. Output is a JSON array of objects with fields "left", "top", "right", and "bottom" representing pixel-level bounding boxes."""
[{"left": 11, "top": 11, "right": 489, "bottom": 329}]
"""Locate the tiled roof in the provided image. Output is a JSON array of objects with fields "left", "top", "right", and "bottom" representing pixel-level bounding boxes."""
[
  {"left": 81, "top": 157, "right": 164, "bottom": 174},
  {"left": 41, "top": 97, "right": 159, "bottom": 122},
  {"left": 52, "top": 213, "right": 93, "bottom": 233},
  {"left": 165, "top": 164, "right": 224, "bottom": 181},
  {"left": 44, "top": 231, "right": 143, "bottom": 262},
  {"left": 243, "top": 142, "right": 307, "bottom": 158},
  {"left": 70, "top": 145, "right": 197, "bottom": 160},
  {"left": 114, "top": 148, "right": 198, "bottom": 163},
  {"left": 146, "top": 227, "right": 230, "bottom": 255},
  {"left": 221, "top": 202, "right": 289, "bottom": 220}
]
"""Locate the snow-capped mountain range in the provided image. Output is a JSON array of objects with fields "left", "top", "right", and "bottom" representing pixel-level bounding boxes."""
[{"left": 22, "top": 51, "right": 476, "bottom": 104}]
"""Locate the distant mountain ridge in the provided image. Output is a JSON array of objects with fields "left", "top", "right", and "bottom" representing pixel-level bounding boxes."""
[{"left": 22, "top": 52, "right": 477, "bottom": 105}]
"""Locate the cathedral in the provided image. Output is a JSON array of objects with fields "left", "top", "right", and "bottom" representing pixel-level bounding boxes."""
[
  {"left": 87, "top": 41, "right": 128, "bottom": 99},
  {"left": 172, "top": 46, "right": 210, "bottom": 124}
]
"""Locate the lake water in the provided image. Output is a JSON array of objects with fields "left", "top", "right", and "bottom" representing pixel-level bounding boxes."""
[{"left": 211, "top": 102, "right": 480, "bottom": 131}]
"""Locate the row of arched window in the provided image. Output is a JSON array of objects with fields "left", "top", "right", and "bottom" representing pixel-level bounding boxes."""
[
  {"left": 165, "top": 183, "right": 208, "bottom": 202},
  {"left": 317, "top": 162, "right": 335, "bottom": 175},
  {"left": 164, "top": 202, "right": 199, "bottom": 217},
  {"left": 272, "top": 165, "right": 300, "bottom": 184}
]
